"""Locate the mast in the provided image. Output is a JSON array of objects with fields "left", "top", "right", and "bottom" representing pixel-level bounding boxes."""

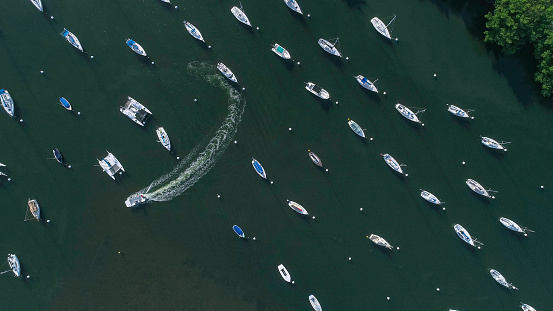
[{"left": 386, "top": 14, "right": 396, "bottom": 28}]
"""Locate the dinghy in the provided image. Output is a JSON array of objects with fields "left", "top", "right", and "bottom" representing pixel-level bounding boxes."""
[
  {"left": 53, "top": 148, "right": 64, "bottom": 164},
  {"left": 60, "top": 28, "right": 83, "bottom": 52},
  {"left": 318, "top": 38, "right": 342, "bottom": 57},
  {"left": 348, "top": 119, "right": 365, "bottom": 138},
  {"left": 490, "top": 269, "right": 518, "bottom": 290},
  {"left": 271, "top": 43, "right": 291, "bottom": 59},
  {"left": 309, "top": 295, "right": 322, "bottom": 311},
  {"left": 232, "top": 225, "right": 246, "bottom": 238},
  {"left": 217, "top": 63, "right": 238, "bottom": 83},
  {"left": 481, "top": 136, "right": 509, "bottom": 151},
  {"left": 126, "top": 39, "right": 147, "bottom": 57},
  {"left": 156, "top": 127, "right": 171, "bottom": 151},
  {"left": 466, "top": 179, "right": 495, "bottom": 199},
  {"left": 27, "top": 199, "right": 40, "bottom": 221},
  {"left": 368, "top": 234, "right": 393, "bottom": 249},
  {"left": 251, "top": 158, "right": 267, "bottom": 179},
  {"left": 0, "top": 89, "right": 15, "bottom": 117},
  {"left": 454, "top": 224, "right": 483, "bottom": 248},
  {"left": 382, "top": 153, "right": 406, "bottom": 176},
  {"left": 447, "top": 105, "right": 474, "bottom": 119},
  {"left": 395, "top": 104, "right": 424, "bottom": 126},
  {"left": 354, "top": 75, "right": 378, "bottom": 93},
  {"left": 305, "top": 82, "right": 330, "bottom": 100},
  {"left": 308, "top": 150, "right": 323, "bottom": 167},
  {"left": 287, "top": 200, "right": 308, "bottom": 215},
  {"left": 183, "top": 21, "right": 205, "bottom": 42},
  {"left": 371, "top": 15, "right": 396, "bottom": 40},
  {"left": 59, "top": 97, "right": 72, "bottom": 111},
  {"left": 499, "top": 217, "right": 533, "bottom": 236},
  {"left": 231, "top": 5, "right": 251, "bottom": 27},
  {"left": 29, "top": 0, "right": 43, "bottom": 12},
  {"left": 7, "top": 254, "right": 20, "bottom": 277},
  {"left": 278, "top": 264, "right": 292, "bottom": 282},
  {"left": 284, "top": 0, "right": 302, "bottom": 15}
]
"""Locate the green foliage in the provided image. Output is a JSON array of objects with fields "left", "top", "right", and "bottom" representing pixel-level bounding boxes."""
[{"left": 535, "top": 32, "right": 553, "bottom": 97}]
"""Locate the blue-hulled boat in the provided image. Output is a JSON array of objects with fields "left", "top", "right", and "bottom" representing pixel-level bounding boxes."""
[
  {"left": 60, "top": 28, "right": 83, "bottom": 52},
  {"left": 126, "top": 39, "right": 147, "bottom": 57},
  {"left": 232, "top": 225, "right": 246, "bottom": 238},
  {"left": 251, "top": 157, "right": 267, "bottom": 179},
  {"left": 59, "top": 97, "right": 72, "bottom": 111},
  {"left": 53, "top": 148, "right": 64, "bottom": 164}
]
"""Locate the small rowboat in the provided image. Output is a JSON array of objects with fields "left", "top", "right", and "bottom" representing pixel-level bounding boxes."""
[
  {"left": 348, "top": 119, "right": 365, "bottom": 138},
  {"left": 309, "top": 295, "right": 322, "bottom": 311},
  {"left": 251, "top": 158, "right": 267, "bottom": 179},
  {"left": 272, "top": 43, "right": 291, "bottom": 60},
  {"left": 183, "top": 20, "right": 205, "bottom": 42},
  {"left": 278, "top": 264, "right": 292, "bottom": 282},
  {"left": 59, "top": 97, "right": 72, "bottom": 111},
  {"left": 53, "top": 148, "right": 64, "bottom": 164},
  {"left": 232, "top": 225, "right": 246, "bottom": 238},
  {"left": 308, "top": 150, "right": 323, "bottom": 167},
  {"left": 368, "top": 234, "right": 393, "bottom": 249},
  {"left": 287, "top": 200, "right": 308, "bottom": 215}
]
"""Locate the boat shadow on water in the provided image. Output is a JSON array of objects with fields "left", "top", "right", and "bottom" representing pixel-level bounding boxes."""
[
  {"left": 287, "top": 11, "right": 307, "bottom": 26},
  {"left": 312, "top": 96, "right": 333, "bottom": 111},
  {"left": 341, "top": 0, "right": 366, "bottom": 10},
  {"left": 449, "top": 114, "right": 471, "bottom": 128},
  {"left": 482, "top": 146, "right": 506, "bottom": 160}
]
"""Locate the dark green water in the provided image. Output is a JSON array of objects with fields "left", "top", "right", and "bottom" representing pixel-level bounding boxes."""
[{"left": 1, "top": 0, "right": 552, "bottom": 310}]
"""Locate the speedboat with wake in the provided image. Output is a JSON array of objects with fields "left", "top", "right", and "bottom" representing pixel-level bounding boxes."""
[
  {"left": 521, "top": 303, "right": 537, "bottom": 311},
  {"left": 371, "top": 15, "right": 396, "bottom": 40},
  {"left": 309, "top": 295, "right": 322, "bottom": 311},
  {"left": 53, "top": 148, "right": 64, "bottom": 164},
  {"left": 26, "top": 199, "right": 40, "bottom": 222},
  {"left": 251, "top": 158, "right": 267, "bottom": 179},
  {"left": 231, "top": 5, "right": 251, "bottom": 27},
  {"left": 368, "top": 234, "right": 393, "bottom": 249},
  {"left": 284, "top": 0, "right": 302, "bottom": 15},
  {"left": 420, "top": 190, "right": 444, "bottom": 206},
  {"left": 499, "top": 217, "right": 533, "bottom": 236},
  {"left": 305, "top": 82, "right": 330, "bottom": 100},
  {"left": 447, "top": 105, "right": 474, "bottom": 119},
  {"left": 183, "top": 20, "right": 205, "bottom": 42},
  {"left": 126, "top": 39, "right": 147, "bottom": 57},
  {"left": 29, "top": 0, "right": 43, "bottom": 12},
  {"left": 0, "top": 89, "right": 15, "bottom": 117},
  {"left": 395, "top": 104, "right": 424, "bottom": 126},
  {"left": 490, "top": 269, "right": 518, "bottom": 290},
  {"left": 318, "top": 38, "right": 342, "bottom": 57},
  {"left": 277, "top": 264, "right": 292, "bottom": 282},
  {"left": 287, "top": 200, "right": 308, "bottom": 215},
  {"left": 308, "top": 150, "right": 323, "bottom": 167},
  {"left": 381, "top": 153, "right": 406, "bottom": 176},
  {"left": 125, "top": 193, "right": 148, "bottom": 208},
  {"left": 98, "top": 151, "right": 125, "bottom": 180},
  {"left": 454, "top": 224, "right": 482, "bottom": 249},
  {"left": 7, "top": 254, "right": 20, "bottom": 277},
  {"left": 156, "top": 127, "right": 171, "bottom": 151},
  {"left": 271, "top": 43, "right": 291, "bottom": 60},
  {"left": 217, "top": 63, "right": 238, "bottom": 83},
  {"left": 348, "top": 119, "right": 365, "bottom": 138},
  {"left": 481, "top": 136, "right": 509, "bottom": 151},
  {"left": 59, "top": 97, "right": 72, "bottom": 111},
  {"left": 61, "top": 28, "right": 83, "bottom": 52},
  {"left": 466, "top": 179, "right": 495, "bottom": 199},
  {"left": 120, "top": 96, "right": 152, "bottom": 126},
  {"left": 354, "top": 75, "right": 378, "bottom": 93},
  {"left": 232, "top": 225, "right": 246, "bottom": 238}
]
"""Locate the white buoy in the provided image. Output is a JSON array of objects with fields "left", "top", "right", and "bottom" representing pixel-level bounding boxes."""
[
  {"left": 40, "top": 70, "right": 44, "bottom": 74},
  {"left": 50, "top": 16, "right": 54, "bottom": 19},
  {"left": 397, "top": 247, "right": 400, "bottom": 250},
  {"left": 395, "top": 38, "right": 398, "bottom": 42},
  {"left": 405, "top": 174, "right": 409, "bottom": 177},
  {"left": 312, "top": 216, "right": 315, "bottom": 220},
  {"left": 307, "top": 14, "right": 310, "bottom": 17},
  {"left": 151, "top": 61, "right": 155, "bottom": 65},
  {"left": 292, "top": 281, "right": 295, "bottom": 284},
  {"left": 288, "top": 127, "right": 292, "bottom": 131},
  {"left": 436, "top": 288, "right": 440, "bottom": 292},
  {"left": 77, "top": 112, "right": 81, "bottom": 115},
  {"left": 234, "top": 140, "right": 237, "bottom": 144},
  {"left": 242, "top": 87, "right": 245, "bottom": 91},
  {"left": 348, "top": 257, "right": 351, "bottom": 261},
  {"left": 370, "top": 138, "right": 374, "bottom": 141},
  {"left": 524, "top": 233, "right": 528, "bottom": 237},
  {"left": 360, "top": 208, "right": 363, "bottom": 212},
  {"left": 387, "top": 297, "right": 390, "bottom": 301},
  {"left": 194, "top": 98, "right": 197, "bottom": 102},
  {"left": 118, "top": 251, "right": 121, "bottom": 254},
  {"left": 90, "top": 56, "right": 94, "bottom": 59},
  {"left": 7, "top": 178, "right": 11, "bottom": 181},
  {"left": 478, "top": 246, "right": 481, "bottom": 249},
  {"left": 208, "top": 45, "right": 212, "bottom": 49},
  {"left": 175, "top": 6, "right": 178, "bottom": 9},
  {"left": 540, "top": 185, "right": 544, "bottom": 189},
  {"left": 492, "top": 196, "right": 495, "bottom": 199},
  {"left": 217, "top": 194, "right": 221, "bottom": 199},
  {"left": 253, "top": 237, "right": 256, "bottom": 240},
  {"left": 442, "top": 207, "right": 446, "bottom": 210},
  {"left": 270, "top": 181, "right": 274, "bottom": 184},
  {"left": 325, "top": 169, "right": 328, "bottom": 172},
  {"left": 462, "top": 161, "right": 466, "bottom": 165},
  {"left": 68, "top": 165, "right": 72, "bottom": 169},
  {"left": 383, "top": 91, "right": 387, "bottom": 95},
  {"left": 19, "top": 119, "right": 23, "bottom": 123},
  {"left": 47, "top": 219, "right": 50, "bottom": 223},
  {"left": 176, "top": 157, "right": 180, "bottom": 160},
  {"left": 27, "top": 275, "right": 30, "bottom": 279},
  {"left": 297, "top": 61, "right": 300, "bottom": 65},
  {"left": 256, "top": 27, "right": 259, "bottom": 30},
  {"left": 346, "top": 57, "right": 349, "bottom": 60},
  {"left": 335, "top": 101, "right": 339, "bottom": 104},
  {"left": 433, "top": 73, "right": 437, "bottom": 78}
]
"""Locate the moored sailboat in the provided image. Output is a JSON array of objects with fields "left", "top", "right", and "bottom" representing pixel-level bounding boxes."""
[
  {"left": 59, "top": 97, "right": 72, "bottom": 111},
  {"left": 98, "top": 151, "right": 125, "bottom": 180},
  {"left": 454, "top": 224, "right": 483, "bottom": 249},
  {"left": 278, "top": 264, "right": 292, "bottom": 282},
  {"left": 420, "top": 190, "right": 444, "bottom": 207},
  {"left": 371, "top": 15, "right": 396, "bottom": 40},
  {"left": 156, "top": 127, "right": 171, "bottom": 151},
  {"left": 120, "top": 96, "right": 152, "bottom": 126},
  {"left": 318, "top": 38, "right": 342, "bottom": 57},
  {"left": 284, "top": 0, "right": 302, "bottom": 15},
  {"left": 308, "top": 150, "right": 323, "bottom": 167},
  {"left": 126, "top": 39, "right": 147, "bottom": 57},
  {"left": 309, "top": 295, "right": 322, "bottom": 311},
  {"left": 60, "top": 28, "right": 84, "bottom": 52},
  {"left": 26, "top": 199, "right": 40, "bottom": 222},
  {"left": 251, "top": 158, "right": 267, "bottom": 179},
  {"left": 348, "top": 119, "right": 365, "bottom": 138},
  {"left": 447, "top": 104, "right": 474, "bottom": 119},
  {"left": 521, "top": 303, "right": 537, "bottom": 311},
  {"left": 490, "top": 269, "right": 518, "bottom": 290},
  {"left": 29, "top": 0, "right": 43, "bottom": 12},
  {"left": 183, "top": 20, "right": 205, "bottom": 42},
  {"left": 481, "top": 136, "right": 509, "bottom": 151},
  {"left": 367, "top": 234, "right": 393, "bottom": 249},
  {"left": 287, "top": 200, "right": 308, "bottom": 215},
  {"left": 499, "top": 217, "right": 533, "bottom": 236},
  {"left": 381, "top": 153, "right": 406, "bottom": 176},
  {"left": 395, "top": 104, "right": 424, "bottom": 126},
  {"left": 231, "top": 5, "right": 251, "bottom": 27},
  {"left": 232, "top": 225, "right": 246, "bottom": 238},
  {"left": 0, "top": 89, "right": 15, "bottom": 117},
  {"left": 354, "top": 75, "right": 378, "bottom": 93},
  {"left": 53, "top": 148, "right": 64, "bottom": 164},
  {"left": 466, "top": 179, "right": 495, "bottom": 199},
  {"left": 7, "top": 254, "right": 20, "bottom": 277}
]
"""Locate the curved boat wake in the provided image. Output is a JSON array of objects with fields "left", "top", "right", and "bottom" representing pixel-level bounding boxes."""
[{"left": 126, "top": 61, "right": 246, "bottom": 204}]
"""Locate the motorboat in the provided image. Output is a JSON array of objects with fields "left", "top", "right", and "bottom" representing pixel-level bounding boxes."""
[
  {"left": 271, "top": 43, "right": 291, "bottom": 60},
  {"left": 305, "top": 82, "right": 330, "bottom": 100},
  {"left": 160, "top": 0, "right": 171, "bottom": 3},
  {"left": 98, "top": 151, "right": 125, "bottom": 180},
  {"left": 348, "top": 119, "right": 365, "bottom": 138},
  {"left": 466, "top": 179, "right": 495, "bottom": 199},
  {"left": 278, "top": 264, "right": 292, "bottom": 282},
  {"left": 120, "top": 96, "right": 152, "bottom": 126},
  {"left": 521, "top": 303, "right": 537, "bottom": 311},
  {"left": 29, "top": 0, "right": 43, "bottom": 12},
  {"left": 232, "top": 225, "right": 246, "bottom": 238},
  {"left": 447, "top": 105, "right": 474, "bottom": 119},
  {"left": 499, "top": 217, "right": 533, "bottom": 236},
  {"left": 454, "top": 224, "right": 482, "bottom": 248},
  {"left": 7, "top": 254, "right": 20, "bottom": 277},
  {"left": 60, "top": 28, "right": 83, "bottom": 52},
  {"left": 287, "top": 200, "right": 308, "bottom": 215},
  {"left": 481, "top": 136, "right": 508, "bottom": 151},
  {"left": 382, "top": 153, "right": 405, "bottom": 176},
  {"left": 309, "top": 295, "right": 322, "bottom": 311},
  {"left": 125, "top": 193, "right": 148, "bottom": 208},
  {"left": 354, "top": 75, "right": 378, "bottom": 93},
  {"left": 53, "top": 148, "right": 64, "bottom": 164},
  {"left": 156, "top": 127, "right": 171, "bottom": 151},
  {"left": 395, "top": 104, "right": 424, "bottom": 126},
  {"left": 490, "top": 269, "right": 518, "bottom": 290},
  {"left": 318, "top": 38, "right": 342, "bottom": 57},
  {"left": 420, "top": 190, "right": 444, "bottom": 205},
  {"left": 251, "top": 158, "right": 267, "bottom": 179},
  {"left": 27, "top": 199, "right": 40, "bottom": 221},
  {"left": 126, "top": 39, "right": 147, "bottom": 57},
  {"left": 0, "top": 89, "right": 15, "bottom": 117},
  {"left": 284, "top": 0, "right": 302, "bottom": 15},
  {"left": 231, "top": 5, "right": 251, "bottom": 27},
  {"left": 308, "top": 150, "right": 323, "bottom": 167},
  {"left": 183, "top": 20, "right": 205, "bottom": 42},
  {"left": 368, "top": 234, "right": 393, "bottom": 249},
  {"left": 217, "top": 63, "right": 238, "bottom": 83},
  {"left": 59, "top": 97, "right": 72, "bottom": 111},
  {"left": 371, "top": 15, "right": 396, "bottom": 40}
]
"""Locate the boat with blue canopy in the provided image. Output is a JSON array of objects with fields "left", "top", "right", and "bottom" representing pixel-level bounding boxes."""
[
  {"left": 251, "top": 158, "right": 266, "bottom": 179},
  {"left": 454, "top": 224, "right": 483, "bottom": 249},
  {"left": 354, "top": 75, "right": 378, "bottom": 93},
  {"left": 60, "top": 28, "right": 83, "bottom": 52},
  {"left": 232, "top": 225, "right": 246, "bottom": 238},
  {"left": 59, "top": 97, "right": 72, "bottom": 111},
  {"left": 126, "top": 39, "right": 147, "bottom": 57}
]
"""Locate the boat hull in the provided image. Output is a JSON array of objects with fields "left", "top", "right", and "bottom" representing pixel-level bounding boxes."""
[
  {"left": 231, "top": 7, "right": 251, "bottom": 26},
  {"left": 355, "top": 75, "right": 378, "bottom": 93},
  {"left": 309, "top": 295, "right": 322, "bottom": 311},
  {"left": 0, "top": 89, "right": 15, "bottom": 117},
  {"left": 318, "top": 38, "right": 342, "bottom": 57},
  {"left": 53, "top": 148, "right": 64, "bottom": 164},
  {"left": 305, "top": 83, "right": 330, "bottom": 100},
  {"left": 284, "top": 0, "right": 302, "bottom": 14},
  {"left": 232, "top": 225, "right": 245, "bottom": 238},
  {"left": 28, "top": 199, "right": 40, "bottom": 221},
  {"left": 348, "top": 119, "right": 365, "bottom": 138},
  {"left": 251, "top": 158, "right": 267, "bottom": 179},
  {"left": 308, "top": 151, "right": 323, "bottom": 167},
  {"left": 278, "top": 264, "right": 291, "bottom": 282},
  {"left": 288, "top": 200, "right": 308, "bottom": 215},
  {"left": 156, "top": 127, "right": 171, "bottom": 151},
  {"left": 272, "top": 44, "right": 291, "bottom": 59},
  {"left": 184, "top": 21, "right": 205, "bottom": 42},
  {"left": 7, "top": 254, "right": 20, "bottom": 277}
]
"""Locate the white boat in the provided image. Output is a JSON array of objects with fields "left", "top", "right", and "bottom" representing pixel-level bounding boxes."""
[
  {"left": 447, "top": 104, "right": 474, "bottom": 119},
  {"left": 160, "top": 0, "right": 171, "bottom": 3},
  {"left": 309, "top": 295, "right": 322, "bottom": 311},
  {"left": 126, "top": 39, "right": 147, "bottom": 57},
  {"left": 251, "top": 158, "right": 267, "bottom": 179},
  {"left": 284, "top": 0, "right": 302, "bottom": 15},
  {"left": 287, "top": 200, "right": 308, "bottom": 215},
  {"left": 29, "top": 0, "right": 43, "bottom": 12},
  {"left": 521, "top": 303, "right": 537, "bottom": 311},
  {"left": 371, "top": 15, "right": 396, "bottom": 40},
  {"left": 348, "top": 119, "right": 365, "bottom": 138},
  {"left": 420, "top": 190, "right": 444, "bottom": 205},
  {"left": 318, "top": 38, "right": 342, "bottom": 57},
  {"left": 27, "top": 199, "right": 40, "bottom": 221},
  {"left": 217, "top": 63, "right": 238, "bottom": 83},
  {"left": 0, "top": 163, "right": 5, "bottom": 167},
  {"left": 125, "top": 193, "right": 148, "bottom": 208},
  {"left": 0, "top": 89, "right": 15, "bottom": 117},
  {"left": 231, "top": 5, "right": 251, "bottom": 27},
  {"left": 481, "top": 136, "right": 509, "bottom": 151},
  {"left": 395, "top": 103, "right": 424, "bottom": 126},
  {"left": 7, "top": 254, "right": 20, "bottom": 277},
  {"left": 271, "top": 43, "right": 291, "bottom": 60},
  {"left": 454, "top": 224, "right": 482, "bottom": 248},
  {"left": 490, "top": 269, "right": 518, "bottom": 290},
  {"left": 382, "top": 153, "right": 406, "bottom": 176},
  {"left": 183, "top": 21, "right": 205, "bottom": 42},
  {"left": 500, "top": 217, "right": 533, "bottom": 236},
  {"left": 60, "top": 28, "right": 83, "bottom": 52},
  {"left": 354, "top": 75, "right": 378, "bottom": 93},
  {"left": 466, "top": 179, "right": 495, "bottom": 199},
  {"left": 120, "top": 96, "right": 152, "bottom": 126},
  {"left": 308, "top": 150, "right": 323, "bottom": 167},
  {"left": 305, "top": 82, "right": 330, "bottom": 100},
  {"left": 98, "top": 151, "right": 125, "bottom": 180},
  {"left": 156, "top": 127, "right": 171, "bottom": 151},
  {"left": 277, "top": 264, "right": 292, "bottom": 282},
  {"left": 368, "top": 234, "right": 393, "bottom": 249}
]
